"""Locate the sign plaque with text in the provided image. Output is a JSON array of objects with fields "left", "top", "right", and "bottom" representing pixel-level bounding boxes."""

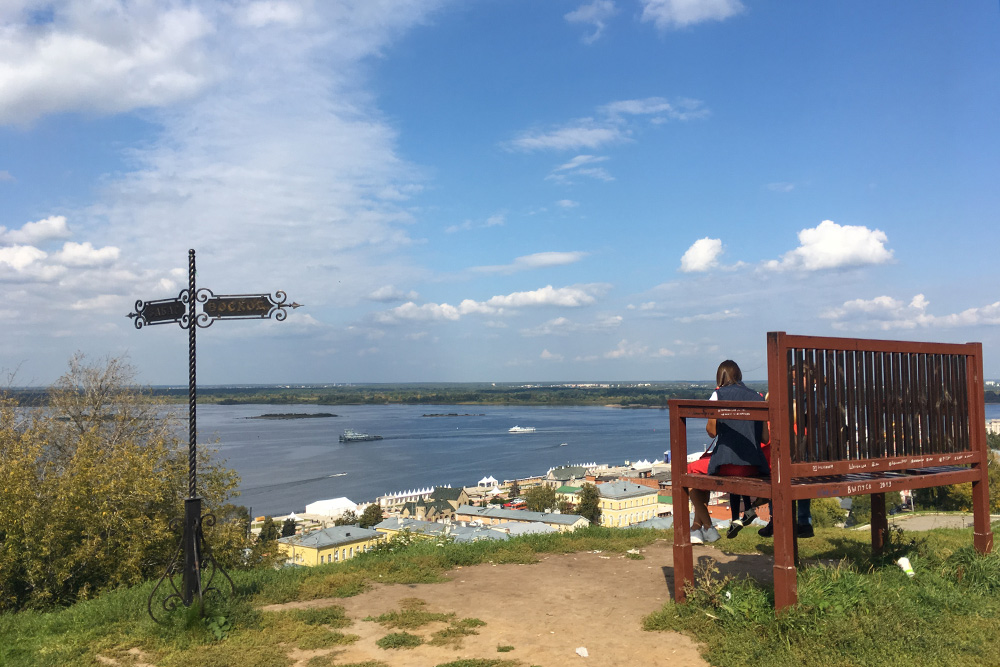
[{"left": 129, "top": 295, "right": 188, "bottom": 328}]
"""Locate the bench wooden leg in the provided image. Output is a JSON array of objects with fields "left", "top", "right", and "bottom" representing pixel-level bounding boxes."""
[
  {"left": 772, "top": 498, "right": 797, "bottom": 609},
  {"left": 871, "top": 492, "right": 887, "bottom": 556},
  {"left": 972, "top": 470, "right": 995, "bottom": 554},
  {"left": 673, "top": 483, "right": 694, "bottom": 603}
]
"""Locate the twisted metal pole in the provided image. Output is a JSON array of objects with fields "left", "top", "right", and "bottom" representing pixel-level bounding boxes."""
[
  {"left": 188, "top": 249, "right": 197, "bottom": 498},
  {"left": 183, "top": 248, "right": 201, "bottom": 608}
]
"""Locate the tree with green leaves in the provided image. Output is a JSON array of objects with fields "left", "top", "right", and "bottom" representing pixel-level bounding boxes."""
[
  {"left": 508, "top": 479, "right": 520, "bottom": 499},
  {"left": 810, "top": 497, "right": 847, "bottom": 528},
  {"left": 258, "top": 517, "right": 280, "bottom": 542},
  {"left": 335, "top": 509, "right": 358, "bottom": 526},
  {"left": 281, "top": 517, "right": 297, "bottom": 537},
  {"left": 359, "top": 503, "right": 384, "bottom": 528},
  {"left": 913, "top": 435, "right": 1000, "bottom": 513},
  {"left": 0, "top": 355, "right": 248, "bottom": 611},
  {"left": 524, "top": 485, "right": 557, "bottom": 513},
  {"left": 576, "top": 483, "right": 602, "bottom": 525}
]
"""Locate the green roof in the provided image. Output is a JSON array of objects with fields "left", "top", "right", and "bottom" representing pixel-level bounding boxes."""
[{"left": 556, "top": 485, "right": 581, "bottom": 494}]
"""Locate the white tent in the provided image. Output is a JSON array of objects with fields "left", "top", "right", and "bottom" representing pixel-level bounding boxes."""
[
  {"left": 477, "top": 475, "right": 498, "bottom": 487},
  {"left": 305, "top": 497, "right": 358, "bottom": 517}
]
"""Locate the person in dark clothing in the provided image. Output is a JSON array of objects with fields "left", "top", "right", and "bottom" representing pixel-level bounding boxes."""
[{"left": 688, "top": 360, "right": 769, "bottom": 542}]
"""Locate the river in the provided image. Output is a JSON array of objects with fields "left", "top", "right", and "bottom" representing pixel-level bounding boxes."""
[{"left": 196, "top": 403, "right": 1000, "bottom": 517}]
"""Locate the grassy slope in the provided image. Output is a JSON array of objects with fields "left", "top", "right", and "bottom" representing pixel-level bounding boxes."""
[{"left": 3, "top": 523, "right": 999, "bottom": 667}]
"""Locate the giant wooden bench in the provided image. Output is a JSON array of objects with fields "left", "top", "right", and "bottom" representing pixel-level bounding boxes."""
[{"left": 669, "top": 332, "right": 994, "bottom": 609}]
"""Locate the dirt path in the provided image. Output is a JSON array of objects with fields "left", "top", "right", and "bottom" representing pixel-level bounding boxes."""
[{"left": 265, "top": 540, "right": 776, "bottom": 666}]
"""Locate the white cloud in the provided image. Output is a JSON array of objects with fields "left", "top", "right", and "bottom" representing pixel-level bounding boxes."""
[
  {"left": 556, "top": 199, "right": 579, "bottom": 208},
  {"left": 822, "top": 294, "right": 1000, "bottom": 331},
  {"left": 511, "top": 96, "right": 707, "bottom": 155},
  {"left": 52, "top": 241, "right": 120, "bottom": 267},
  {"left": 601, "top": 97, "right": 708, "bottom": 121},
  {"left": 0, "top": 170, "right": 13, "bottom": 181},
  {"left": 0, "top": 2, "right": 215, "bottom": 125},
  {"left": 375, "top": 301, "right": 462, "bottom": 323},
  {"left": 540, "top": 348, "right": 564, "bottom": 361},
  {"left": 488, "top": 284, "right": 599, "bottom": 308},
  {"left": 522, "top": 316, "right": 574, "bottom": 336},
  {"left": 766, "top": 220, "right": 893, "bottom": 271},
  {"left": 374, "top": 284, "right": 605, "bottom": 324},
  {"left": 472, "top": 251, "right": 588, "bottom": 274},
  {"left": 368, "top": 285, "right": 419, "bottom": 302},
  {"left": 639, "top": 0, "right": 745, "bottom": 30},
  {"left": 508, "top": 122, "right": 625, "bottom": 152},
  {"left": 605, "top": 339, "right": 647, "bottom": 359},
  {"left": 241, "top": 1, "right": 305, "bottom": 28},
  {"left": 565, "top": 0, "right": 618, "bottom": 44},
  {"left": 766, "top": 181, "right": 795, "bottom": 192},
  {"left": 554, "top": 155, "right": 609, "bottom": 172},
  {"left": 69, "top": 294, "right": 122, "bottom": 311},
  {"left": 446, "top": 212, "right": 505, "bottom": 233},
  {"left": 0, "top": 215, "right": 71, "bottom": 244},
  {"left": 679, "top": 237, "right": 723, "bottom": 272},
  {"left": 0, "top": 244, "right": 47, "bottom": 271},
  {"left": 675, "top": 309, "right": 739, "bottom": 324},
  {"left": 521, "top": 314, "right": 621, "bottom": 337},
  {"left": 548, "top": 154, "right": 613, "bottom": 184}
]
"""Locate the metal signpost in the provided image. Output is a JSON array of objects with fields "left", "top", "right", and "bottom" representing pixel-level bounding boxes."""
[{"left": 130, "top": 249, "right": 301, "bottom": 622}]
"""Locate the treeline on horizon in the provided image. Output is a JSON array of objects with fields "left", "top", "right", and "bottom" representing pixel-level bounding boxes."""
[
  {"left": 10, "top": 381, "right": 1000, "bottom": 407},
  {"left": 8, "top": 382, "right": 725, "bottom": 407}
]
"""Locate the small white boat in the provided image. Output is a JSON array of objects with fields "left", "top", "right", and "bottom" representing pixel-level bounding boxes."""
[
  {"left": 559, "top": 442, "right": 568, "bottom": 446},
  {"left": 508, "top": 425, "right": 536, "bottom": 433}
]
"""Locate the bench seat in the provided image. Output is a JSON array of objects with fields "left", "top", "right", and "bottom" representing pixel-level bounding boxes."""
[{"left": 682, "top": 464, "right": 981, "bottom": 501}]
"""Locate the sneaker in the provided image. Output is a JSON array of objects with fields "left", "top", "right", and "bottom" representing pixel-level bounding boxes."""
[
  {"left": 702, "top": 526, "right": 721, "bottom": 543},
  {"left": 727, "top": 510, "right": 757, "bottom": 539},
  {"left": 758, "top": 520, "right": 774, "bottom": 538},
  {"left": 796, "top": 523, "right": 814, "bottom": 538},
  {"left": 726, "top": 521, "right": 743, "bottom": 539},
  {"left": 690, "top": 527, "right": 705, "bottom": 544}
]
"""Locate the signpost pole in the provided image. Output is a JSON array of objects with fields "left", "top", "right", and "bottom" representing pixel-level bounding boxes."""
[
  {"left": 183, "top": 249, "right": 201, "bottom": 608},
  {"left": 134, "top": 249, "right": 301, "bottom": 622}
]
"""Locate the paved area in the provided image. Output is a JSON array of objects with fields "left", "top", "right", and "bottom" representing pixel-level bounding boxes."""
[{"left": 886, "top": 512, "right": 999, "bottom": 531}]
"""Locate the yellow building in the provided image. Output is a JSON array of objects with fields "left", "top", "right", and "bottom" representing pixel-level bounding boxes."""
[
  {"left": 277, "top": 526, "right": 382, "bottom": 566},
  {"left": 596, "top": 480, "right": 659, "bottom": 528}
]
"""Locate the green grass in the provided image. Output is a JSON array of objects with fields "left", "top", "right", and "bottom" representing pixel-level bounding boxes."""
[
  {"left": 643, "top": 521, "right": 1000, "bottom": 667},
  {"left": 375, "top": 631, "right": 423, "bottom": 649},
  {"left": 2, "top": 522, "right": 998, "bottom": 666}
]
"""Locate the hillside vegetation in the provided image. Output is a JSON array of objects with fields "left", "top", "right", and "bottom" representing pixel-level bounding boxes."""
[{"left": 3, "top": 522, "right": 1000, "bottom": 666}]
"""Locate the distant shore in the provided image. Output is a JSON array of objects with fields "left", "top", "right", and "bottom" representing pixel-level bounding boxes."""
[{"left": 246, "top": 412, "right": 338, "bottom": 420}]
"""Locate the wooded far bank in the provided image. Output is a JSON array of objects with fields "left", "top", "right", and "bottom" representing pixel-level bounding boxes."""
[{"left": 10, "top": 380, "right": 1000, "bottom": 407}]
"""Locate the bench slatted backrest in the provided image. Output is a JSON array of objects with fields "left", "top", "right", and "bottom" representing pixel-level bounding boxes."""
[{"left": 769, "top": 333, "right": 986, "bottom": 478}]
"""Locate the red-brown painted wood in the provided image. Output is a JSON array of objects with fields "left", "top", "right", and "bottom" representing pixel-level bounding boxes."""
[{"left": 666, "top": 332, "right": 994, "bottom": 612}]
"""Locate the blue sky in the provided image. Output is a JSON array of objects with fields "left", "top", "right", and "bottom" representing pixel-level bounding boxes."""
[{"left": 1, "top": 0, "right": 999, "bottom": 385}]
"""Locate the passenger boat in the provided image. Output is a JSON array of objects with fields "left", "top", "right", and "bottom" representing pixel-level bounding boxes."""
[
  {"left": 508, "top": 425, "right": 536, "bottom": 433},
  {"left": 339, "top": 429, "right": 383, "bottom": 442}
]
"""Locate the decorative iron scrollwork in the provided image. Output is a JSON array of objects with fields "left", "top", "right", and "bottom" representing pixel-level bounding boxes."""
[{"left": 147, "top": 509, "right": 236, "bottom": 624}]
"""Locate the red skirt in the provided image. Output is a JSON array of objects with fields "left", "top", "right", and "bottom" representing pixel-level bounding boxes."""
[{"left": 688, "top": 443, "right": 771, "bottom": 476}]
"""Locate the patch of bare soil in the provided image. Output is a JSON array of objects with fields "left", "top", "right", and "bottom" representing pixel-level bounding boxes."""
[{"left": 264, "top": 540, "right": 775, "bottom": 667}]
